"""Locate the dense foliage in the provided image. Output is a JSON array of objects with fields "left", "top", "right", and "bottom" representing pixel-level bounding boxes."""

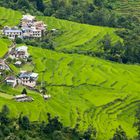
[
  {"left": 134, "top": 105, "right": 140, "bottom": 140},
  {"left": 0, "top": 105, "right": 97, "bottom": 140},
  {"left": 111, "top": 126, "right": 128, "bottom": 140},
  {"left": 1, "top": 105, "right": 140, "bottom": 139},
  {"left": 0, "top": 0, "right": 138, "bottom": 28}
]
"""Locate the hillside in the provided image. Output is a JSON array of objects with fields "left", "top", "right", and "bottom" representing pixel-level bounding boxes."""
[
  {"left": 113, "top": 0, "right": 140, "bottom": 18},
  {"left": 0, "top": 6, "right": 139, "bottom": 140},
  {"left": 0, "top": 46, "right": 140, "bottom": 139},
  {"left": 38, "top": 16, "right": 122, "bottom": 54},
  {"left": 0, "top": 38, "right": 11, "bottom": 57},
  {"left": 0, "top": 7, "right": 21, "bottom": 27}
]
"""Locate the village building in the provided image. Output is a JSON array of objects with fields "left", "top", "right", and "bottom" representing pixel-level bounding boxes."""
[
  {"left": 19, "top": 72, "right": 38, "bottom": 88},
  {"left": 14, "top": 94, "right": 34, "bottom": 102},
  {"left": 21, "top": 14, "right": 36, "bottom": 27},
  {"left": 9, "top": 46, "right": 29, "bottom": 60},
  {"left": 22, "top": 27, "right": 42, "bottom": 38},
  {"left": 3, "top": 27, "right": 22, "bottom": 39},
  {"left": 21, "top": 14, "right": 46, "bottom": 38},
  {"left": 5, "top": 76, "right": 17, "bottom": 87},
  {"left": 14, "top": 61, "right": 22, "bottom": 67},
  {"left": 34, "top": 21, "right": 47, "bottom": 35},
  {"left": 3, "top": 14, "right": 46, "bottom": 39},
  {"left": 0, "top": 59, "right": 10, "bottom": 71},
  {"left": 43, "top": 94, "right": 51, "bottom": 100}
]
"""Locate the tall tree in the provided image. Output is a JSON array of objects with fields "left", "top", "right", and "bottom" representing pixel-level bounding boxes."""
[
  {"left": 112, "top": 126, "right": 128, "bottom": 140},
  {"left": 134, "top": 105, "right": 140, "bottom": 140},
  {"left": 21, "top": 88, "right": 27, "bottom": 95}
]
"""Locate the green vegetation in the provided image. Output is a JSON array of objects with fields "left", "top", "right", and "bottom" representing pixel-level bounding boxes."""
[
  {"left": 0, "top": 38, "right": 11, "bottom": 58},
  {"left": 0, "top": 2, "right": 140, "bottom": 140},
  {"left": 113, "top": 0, "right": 140, "bottom": 18},
  {"left": 134, "top": 105, "right": 140, "bottom": 139},
  {"left": 37, "top": 16, "right": 122, "bottom": 53},
  {"left": 1, "top": 45, "right": 140, "bottom": 139},
  {"left": 0, "top": 105, "right": 95, "bottom": 140},
  {"left": 0, "top": 7, "right": 21, "bottom": 28},
  {"left": 1, "top": 1, "right": 140, "bottom": 63}
]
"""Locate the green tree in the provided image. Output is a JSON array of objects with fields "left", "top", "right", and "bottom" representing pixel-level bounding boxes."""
[
  {"left": 20, "top": 116, "right": 30, "bottom": 130},
  {"left": 36, "top": 0, "right": 45, "bottom": 12},
  {"left": 0, "top": 105, "right": 10, "bottom": 125},
  {"left": 134, "top": 105, "right": 140, "bottom": 140},
  {"left": 52, "top": 131, "right": 66, "bottom": 140},
  {"left": 1, "top": 105, "right": 10, "bottom": 116},
  {"left": 21, "top": 88, "right": 27, "bottom": 95},
  {"left": 112, "top": 126, "right": 128, "bottom": 140},
  {"left": 15, "top": 37, "right": 23, "bottom": 44}
]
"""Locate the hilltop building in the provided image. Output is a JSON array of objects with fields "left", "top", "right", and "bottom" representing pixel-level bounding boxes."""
[
  {"left": 14, "top": 94, "right": 34, "bottom": 102},
  {"left": 3, "top": 26, "right": 22, "bottom": 39},
  {"left": 19, "top": 71, "right": 38, "bottom": 88},
  {"left": 9, "top": 46, "right": 29, "bottom": 60},
  {"left": 5, "top": 76, "right": 17, "bottom": 87},
  {"left": 3, "top": 14, "right": 47, "bottom": 39},
  {"left": 0, "top": 59, "right": 10, "bottom": 71},
  {"left": 21, "top": 14, "right": 36, "bottom": 26},
  {"left": 14, "top": 61, "right": 22, "bottom": 67},
  {"left": 43, "top": 94, "right": 51, "bottom": 100},
  {"left": 21, "top": 16, "right": 46, "bottom": 38}
]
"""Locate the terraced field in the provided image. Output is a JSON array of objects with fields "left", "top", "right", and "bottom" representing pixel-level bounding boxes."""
[
  {"left": 0, "top": 7, "right": 21, "bottom": 27},
  {"left": 0, "top": 38, "right": 11, "bottom": 57},
  {"left": 38, "top": 16, "right": 122, "bottom": 53},
  {"left": 1, "top": 47, "right": 140, "bottom": 139},
  {"left": 113, "top": 0, "right": 140, "bottom": 18},
  {"left": 0, "top": 7, "right": 140, "bottom": 139}
]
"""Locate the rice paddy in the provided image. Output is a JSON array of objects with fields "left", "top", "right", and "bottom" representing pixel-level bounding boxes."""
[{"left": 0, "top": 6, "right": 139, "bottom": 139}]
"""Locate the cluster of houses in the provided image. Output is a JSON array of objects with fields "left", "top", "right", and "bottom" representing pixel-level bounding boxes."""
[
  {"left": 0, "top": 59, "right": 10, "bottom": 72},
  {"left": 0, "top": 14, "right": 52, "bottom": 102},
  {"left": 9, "top": 45, "right": 29, "bottom": 66},
  {"left": 5, "top": 45, "right": 39, "bottom": 88},
  {"left": 6, "top": 71, "right": 38, "bottom": 88},
  {"left": 9, "top": 46, "right": 29, "bottom": 60},
  {"left": 3, "top": 14, "right": 47, "bottom": 39}
]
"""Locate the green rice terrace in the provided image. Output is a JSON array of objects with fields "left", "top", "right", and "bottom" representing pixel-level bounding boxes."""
[
  {"left": 37, "top": 16, "right": 122, "bottom": 53},
  {"left": 0, "top": 7, "right": 140, "bottom": 139},
  {"left": 113, "top": 0, "right": 140, "bottom": 18},
  {"left": 0, "top": 38, "right": 11, "bottom": 57}
]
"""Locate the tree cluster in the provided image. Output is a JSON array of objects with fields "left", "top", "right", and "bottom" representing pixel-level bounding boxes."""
[{"left": 0, "top": 105, "right": 96, "bottom": 140}]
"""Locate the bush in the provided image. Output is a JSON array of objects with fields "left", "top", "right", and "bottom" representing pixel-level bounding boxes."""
[{"left": 15, "top": 37, "right": 23, "bottom": 44}]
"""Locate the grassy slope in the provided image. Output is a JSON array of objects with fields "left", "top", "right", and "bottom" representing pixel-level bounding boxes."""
[
  {"left": 0, "top": 38, "right": 11, "bottom": 58},
  {"left": 37, "top": 16, "right": 122, "bottom": 53},
  {"left": 114, "top": 0, "right": 140, "bottom": 17},
  {"left": 1, "top": 47, "right": 140, "bottom": 139},
  {"left": 0, "top": 7, "right": 22, "bottom": 27},
  {"left": 0, "top": 7, "right": 139, "bottom": 139}
]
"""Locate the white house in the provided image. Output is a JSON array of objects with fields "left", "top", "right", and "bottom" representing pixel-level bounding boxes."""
[
  {"left": 0, "top": 60, "right": 10, "bottom": 71},
  {"left": 14, "top": 61, "right": 22, "bottom": 67},
  {"left": 3, "top": 27, "right": 22, "bottom": 39},
  {"left": 21, "top": 14, "right": 36, "bottom": 27},
  {"left": 10, "top": 46, "right": 29, "bottom": 60},
  {"left": 5, "top": 76, "right": 17, "bottom": 87},
  {"left": 3, "top": 14, "right": 47, "bottom": 39},
  {"left": 43, "top": 94, "right": 51, "bottom": 100},
  {"left": 14, "top": 94, "right": 34, "bottom": 102},
  {"left": 22, "top": 15, "right": 35, "bottom": 22},
  {"left": 19, "top": 72, "right": 38, "bottom": 88},
  {"left": 21, "top": 15, "right": 46, "bottom": 38}
]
